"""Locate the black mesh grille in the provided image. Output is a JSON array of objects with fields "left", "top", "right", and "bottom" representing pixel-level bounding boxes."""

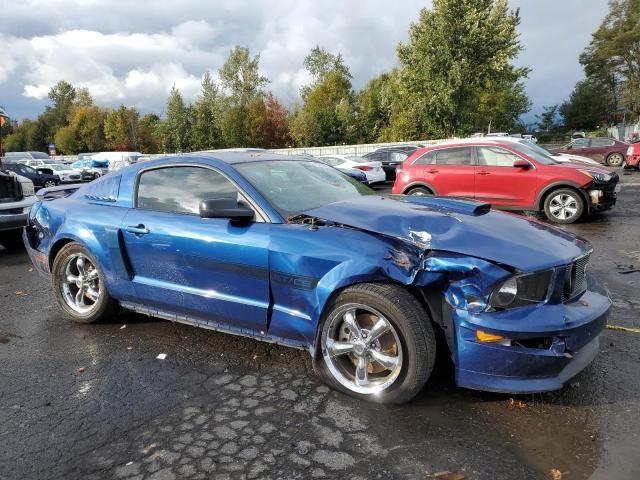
[{"left": 563, "top": 254, "right": 590, "bottom": 301}]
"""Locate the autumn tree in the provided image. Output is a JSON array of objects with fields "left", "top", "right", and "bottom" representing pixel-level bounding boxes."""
[
  {"left": 262, "top": 93, "right": 291, "bottom": 148},
  {"left": 137, "top": 113, "right": 162, "bottom": 153},
  {"left": 104, "top": 106, "right": 139, "bottom": 150},
  {"left": 54, "top": 106, "right": 106, "bottom": 154}
]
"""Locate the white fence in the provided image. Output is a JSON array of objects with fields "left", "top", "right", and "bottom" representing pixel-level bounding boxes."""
[
  {"left": 52, "top": 139, "right": 451, "bottom": 162},
  {"left": 608, "top": 122, "right": 640, "bottom": 141},
  {"left": 271, "top": 139, "right": 444, "bottom": 156}
]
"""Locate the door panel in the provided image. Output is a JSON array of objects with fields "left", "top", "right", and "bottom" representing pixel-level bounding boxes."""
[
  {"left": 120, "top": 165, "right": 270, "bottom": 333},
  {"left": 122, "top": 209, "right": 270, "bottom": 332},
  {"left": 426, "top": 147, "right": 475, "bottom": 197},
  {"left": 474, "top": 146, "right": 538, "bottom": 207}
]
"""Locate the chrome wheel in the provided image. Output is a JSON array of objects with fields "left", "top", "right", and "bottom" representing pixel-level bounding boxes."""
[
  {"left": 43, "top": 180, "right": 56, "bottom": 188},
  {"left": 549, "top": 193, "right": 579, "bottom": 221},
  {"left": 607, "top": 153, "right": 624, "bottom": 166},
  {"left": 321, "top": 303, "right": 403, "bottom": 395},
  {"left": 61, "top": 254, "right": 101, "bottom": 314}
]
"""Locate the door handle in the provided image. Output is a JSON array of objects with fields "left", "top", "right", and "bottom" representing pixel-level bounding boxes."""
[
  {"left": 427, "top": 169, "right": 439, "bottom": 174},
  {"left": 126, "top": 224, "right": 150, "bottom": 235},
  {"left": 477, "top": 171, "right": 490, "bottom": 175}
]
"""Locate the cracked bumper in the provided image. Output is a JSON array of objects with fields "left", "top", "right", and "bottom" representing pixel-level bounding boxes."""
[{"left": 452, "top": 289, "right": 610, "bottom": 393}]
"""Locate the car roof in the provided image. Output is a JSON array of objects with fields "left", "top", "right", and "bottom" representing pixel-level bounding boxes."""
[{"left": 141, "top": 151, "right": 316, "bottom": 167}]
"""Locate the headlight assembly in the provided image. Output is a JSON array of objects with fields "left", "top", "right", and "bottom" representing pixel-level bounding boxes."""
[
  {"left": 488, "top": 270, "right": 553, "bottom": 310},
  {"left": 579, "top": 169, "right": 611, "bottom": 182}
]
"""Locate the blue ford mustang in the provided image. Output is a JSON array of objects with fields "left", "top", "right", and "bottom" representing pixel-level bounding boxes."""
[{"left": 24, "top": 153, "right": 610, "bottom": 403}]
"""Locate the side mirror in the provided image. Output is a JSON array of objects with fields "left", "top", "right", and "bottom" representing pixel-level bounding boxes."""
[
  {"left": 565, "top": 145, "right": 572, "bottom": 150},
  {"left": 513, "top": 159, "right": 531, "bottom": 169},
  {"left": 199, "top": 197, "right": 254, "bottom": 222}
]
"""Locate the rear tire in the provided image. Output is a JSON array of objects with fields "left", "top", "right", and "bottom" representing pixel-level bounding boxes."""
[
  {"left": 606, "top": 153, "right": 624, "bottom": 167},
  {"left": 313, "top": 283, "right": 436, "bottom": 404},
  {"left": 406, "top": 187, "right": 433, "bottom": 196},
  {"left": 543, "top": 188, "right": 585, "bottom": 224},
  {"left": 51, "top": 242, "right": 117, "bottom": 323}
]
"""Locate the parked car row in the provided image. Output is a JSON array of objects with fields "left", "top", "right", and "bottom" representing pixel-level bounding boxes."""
[{"left": 551, "top": 137, "right": 629, "bottom": 167}]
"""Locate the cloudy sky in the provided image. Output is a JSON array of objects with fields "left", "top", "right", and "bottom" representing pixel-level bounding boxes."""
[{"left": 0, "top": 0, "right": 609, "bottom": 125}]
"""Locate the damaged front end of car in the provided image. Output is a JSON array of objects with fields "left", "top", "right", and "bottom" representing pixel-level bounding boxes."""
[{"left": 299, "top": 195, "right": 610, "bottom": 393}]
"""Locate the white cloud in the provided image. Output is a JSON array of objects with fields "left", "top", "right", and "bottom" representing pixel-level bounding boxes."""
[{"left": 0, "top": 0, "right": 610, "bottom": 121}]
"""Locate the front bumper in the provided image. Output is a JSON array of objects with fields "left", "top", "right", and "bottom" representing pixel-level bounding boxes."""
[
  {"left": 452, "top": 289, "right": 610, "bottom": 393},
  {"left": 0, "top": 197, "right": 36, "bottom": 232},
  {"left": 588, "top": 176, "right": 619, "bottom": 211}
]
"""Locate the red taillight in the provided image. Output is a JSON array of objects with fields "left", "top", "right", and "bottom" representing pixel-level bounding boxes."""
[{"left": 354, "top": 165, "right": 372, "bottom": 171}]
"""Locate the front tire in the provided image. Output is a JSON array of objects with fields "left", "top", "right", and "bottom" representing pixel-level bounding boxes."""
[
  {"left": 43, "top": 179, "right": 57, "bottom": 188},
  {"left": 51, "top": 242, "right": 117, "bottom": 323},
  {"left": 313, "top": 283, "right": 436, "bottom": 404},
  {"left": 543, "top": 188, "right": 585, "bottom": 224}
]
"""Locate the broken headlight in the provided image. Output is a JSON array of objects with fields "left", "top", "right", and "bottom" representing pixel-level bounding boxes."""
[{"left": 488, "top": 270, "right": 553, "bottom": 310}]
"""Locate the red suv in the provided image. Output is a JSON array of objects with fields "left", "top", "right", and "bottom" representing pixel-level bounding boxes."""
[{"left": 392, "top": 140, "right": 619, "bottom": 224}]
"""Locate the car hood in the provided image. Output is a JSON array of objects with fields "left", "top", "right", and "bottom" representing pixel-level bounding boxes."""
[
  {"left": 555, "top": 153, "right": 601, "bottom": 165},
  {"left": 302, "top": 195, "right": 591, "bottom": 271},
  {"left": 550, "top": 161, "right": 612, "bottom": 174}
]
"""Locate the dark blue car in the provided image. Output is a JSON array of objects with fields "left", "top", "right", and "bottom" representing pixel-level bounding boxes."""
[{"left": 24, "top": 153, "right": 610, "bottom": 403}]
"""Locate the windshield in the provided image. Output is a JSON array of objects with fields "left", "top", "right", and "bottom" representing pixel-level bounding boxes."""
[
  {"left": 512, "top": 142, "right": 559, "bottom": 165},
  {"left": 521, "top": 139, "right": 553, "bottom": 155},
  {"left": 235, "top": 160, "right": 374, "bottom": 218},
  {"left": 49, "top": 164, "right": 66, "bottom": 171},
  {"left": 31, "top": 152, "right": 50, "bottom": 159}
]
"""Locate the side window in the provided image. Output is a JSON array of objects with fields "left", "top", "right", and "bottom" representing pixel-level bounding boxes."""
[
  {"left": 367, "top": 151, "right": 386, "bottom": 162},
  {"left": 413, "top": 151, "right": 436, "bottom": 165},
  {"left": 592, "top": 138, "right": 614, "bottom": 147},
  {"left": 434, "top": 147, "right": 473, "bottom": 165},
  {"left": 390, "top": 151, "right": 409, "bottom": 162},
  {"left": 477, "top": 146, "right": 523, "bottom": 167},
  {"left": 137, "top": 167, "right": 242, "bottom": 215},
  {"left": 571, "top": 138, "right": 588, "bottom": 148}
]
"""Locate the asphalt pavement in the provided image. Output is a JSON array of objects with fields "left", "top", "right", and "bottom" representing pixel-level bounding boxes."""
[{"left": 1, "top": 172, "right": 639, "bottom": 480}]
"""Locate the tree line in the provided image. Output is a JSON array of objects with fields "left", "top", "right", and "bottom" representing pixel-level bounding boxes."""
[{"left": 3, "top": 0, "right": 636, "bottom": 155}]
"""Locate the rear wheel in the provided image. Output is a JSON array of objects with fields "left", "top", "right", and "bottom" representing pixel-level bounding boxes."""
[
  {"left": 543, "top": 188, "right": 585, "bottom": 224},
  {"left": 51, "top": 242, "right": 117, "bottom": 323},
  {"left": 606, "top": 153, "right": 624, "bottom": 167},
  {"left": 313, "top": 283, "right": 436, "bottom": 404},
  {"left": 406, "top": 186, "right": 433, "bottom": 196}
]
